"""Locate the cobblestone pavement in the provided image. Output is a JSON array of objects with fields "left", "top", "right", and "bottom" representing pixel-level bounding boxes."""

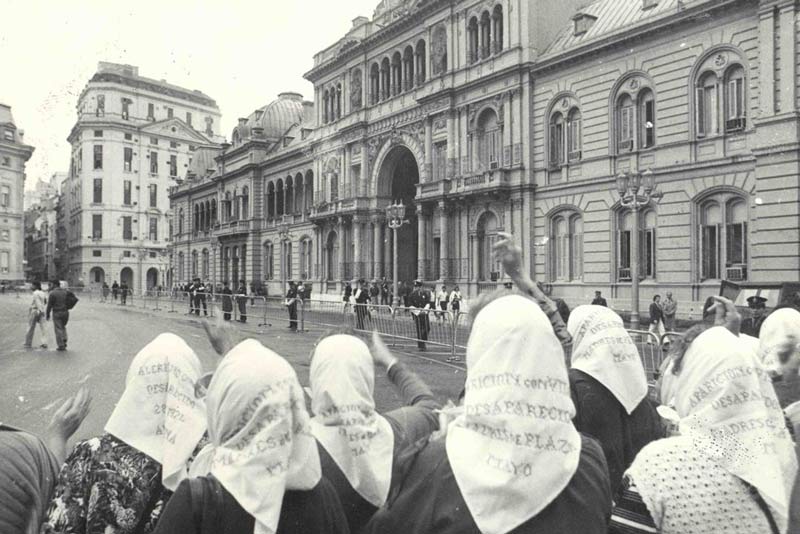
[{"left": 0, "top": 294, "right": 466, "bottom": 449}]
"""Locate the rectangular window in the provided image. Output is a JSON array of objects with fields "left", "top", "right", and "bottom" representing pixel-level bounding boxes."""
[
  {"left": 124, "top": 251, "right": 132, "bottom": 258},
  {"left": 150, "top": 152, "right": 158, "bottom": 174},
  {"left": 122, "top": 216, "right": 132, "bottom": 240},
  {"left": 619, "top": 105, "right": 634, "bottom": 150},
  {"left": 0, "top": 251, "right": 8, "bottom": 274},
  {"left": 2, "top": 156, "right": 9, "bottom": 167},
  {"left": 93, "top": 250, "right": 102, "bottom": 257},
  {"left": 121, "top": 99, "right": 130, "bottom": 120},
  {"left": 149, "top": 252, "right": 157, "bottom": 258},
  {"left": 167, "top": 107, "right": 174, "bottom": 119},
  {"left": 123, "top": 180, "right": 132, "bottom": 205},
  {"left": 186, "top": 112, "right": 192, "bottom": 126},
  {"left": 96, "top": 94, "right": 105, "bottom": 116},
  {"left": 0, "top": 185, "right": 9, "bottom": 207},
  {"left": 147, "top": 103, "right": 155, "bottom": 120},
  {"left": 93, "top": 145, "right": 103, "bottom": 169},
  {"left": 726, "top": 221, "right": 747, "bottom": 265},
  {"left": 92, "top": 214, "right": 102, "bottom": 239},
  {"left": 701, "top": 224, "right": 720, "bottom": 280},
  {"left": 727, "top": 78, "right": 744, "bottom": 119},
  {"left": 169, "top": 155, "right": 177, "bottom": 177},
  {"left": 149, "top": 184, "right": 157, "bottom": 208},
  {"left": 618, "top": 230, "right": 631, "bottom": 280},
  {"left": 124, "top": 147, "right": 133, "bottom": 172},
  {"left": 150, "top": 137, "right": 158, "bottom": 145},
  {"left": 642, "top": 99, "right": 656, "bottom": 148},
  {"left": 94, "top": 130, "right": 103, "bottom": 137},
  {"left": 567, "top": 118, "right": 581, "bottom": 160},
  {"left": 549, "top": 123, "right": 564, "bottom": 166},
  {"left": 93, "top": 178, "right": 102, "bottom": 203},
  {"left": 640, "top": 228, "right": 656, "bottom": 278},
  {"left": 124, "top": 133, "right": 132, "bottom": 141},
  {"left": 170, "top": 141, "right": 178, "bottom": 149},
  {"left": 149, "top": 217, "right": 158, "bottom": 241}
]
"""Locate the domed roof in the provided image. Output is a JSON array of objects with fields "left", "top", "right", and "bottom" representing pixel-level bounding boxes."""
[{"left": 255, "top": 92, "right": 306, "bottom": 138}]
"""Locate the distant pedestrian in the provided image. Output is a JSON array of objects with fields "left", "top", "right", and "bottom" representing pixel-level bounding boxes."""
[
  {"left": 197, "top": 279, "right": 208, "bottom": 316},
  {"left": 46, "top": 279, "right": 77, "bottom": 351},
  {"left": 24, "top": 281, "right": 48, "bottom": 349},
  {"left": 741, "top": 295, "right": 768, "bottom": 337},
  {"left": 369, "top": 280, "right": 380, "bottom": 305},
  {"left": 380, "top": 277, "right": 390, "bottom": 305},
  {"left": 408, "top": 280, "right": 431, "bottom": 351},
  {"left": 449, "top": 285, "right": 462, "bottom": 314},
  {"left": 342, "top": 281, "right": 353, "bottom": 313},
  {"left": 101, "top": 282, "right": 110, "bottom": 303},
  {"left": 220, "top": 281, "right": 233, "bottom": 321},
  {"left": 662, "top": 291, "right": 677, "bottom": 331},
  {"left": 120, "top": 282, "right": 129, "bottom": 305},
  {"left": 400, "top": 280, "right": 411, "bottom": 309},
  {"left": 436, "top": 285, "right": 449, "bottom": 322},
  {"left": 236, "top": 280, "right": 247, "bottom": 323},
  {"left": 285, "top": 281, "right": 299, "bottom": 332},
  {"left": 591, "top": 291, "right": 607, "bottom": 307},
  {"left": 354, "top": 279, "right": 370, "bottom": 330},
  {"left": 111, "top": 281, "right": 119, "bottom": 301},
  {"left": 647, "top": 294, "right": 665, "bottom": 345}
]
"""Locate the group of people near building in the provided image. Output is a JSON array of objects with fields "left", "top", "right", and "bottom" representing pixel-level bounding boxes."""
[
  {"left": 98, "top": 281, "right": 130, "bottom": 304},
  {"left": 5, "top": 231, "right": 800, "bottom": 534},
  {"left": 23, "top": 280, "right": 79, "bottom": 352}
]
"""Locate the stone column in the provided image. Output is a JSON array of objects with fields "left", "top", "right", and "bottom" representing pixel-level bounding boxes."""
[
  {"left": 353, "top": 217, "right": 362, "bottom": 278},
  {"left": 372, "top": 217, "right": 383, "bottom": 278},
  {"left": 424, "top": 117, "right": 433, "bottom": 181},
  {"left": 780, "top": 3, "right": 796, "bottom": 113},
  {"left": 446, "top": 110, "right": 457, "bottom": 178},
  {"left": 417, "top": 204, "right": 427, "bottom": 279},
  {"left": 343, "top": 146, "right": 350, "bottom": 198},
  {"left": 503, "top": 94, "right": 513, "bottom": 167},
  {"left": 383, "top": 219, "right": 392, "bottom": 279},
  {"left": 470, "top": 233, "right": 479, "bottom": 282},
  {"left": 439, "top": 200, "right": 448, "bottom": 280},
  {"left": 360, "top": 143, "right": 369, "bottom": 197},
  {"left": 336, "top": 218, "right": 345, "bottom": 281}
]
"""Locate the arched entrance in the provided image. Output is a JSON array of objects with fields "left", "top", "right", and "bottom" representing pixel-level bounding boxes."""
[
  {"left": 378, "top": 145, "right": 420, "bottom": 281},
  {"left": 120, "top": 267, "right": 134, "bottom": 289},
  {"left": 89, "top": 267, "right": 105, "bottom": 288},
  {"left": 146, "top": 268, "right": 159, "bottom": 290},
  {"left": 326, "top": 231, "right": 338, "bottom": 281}
]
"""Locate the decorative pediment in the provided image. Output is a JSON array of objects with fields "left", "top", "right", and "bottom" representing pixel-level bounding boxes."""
[{"left": 140, "top": 118, "right": 213, "bottom": 145}]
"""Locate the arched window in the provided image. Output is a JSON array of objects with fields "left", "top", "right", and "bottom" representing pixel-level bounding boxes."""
[
  {"left": 391, "top": 52, "right": 402, "bottom": 96},
  {"left": 211, "top": 199, "right": 217, "bottom": 225},
  {"left": 403, "top": 46, "right": 414, "bottom": 90},
  {"left": 381, "top": 57, "right": 391, "bottom": 100},
  {"left": 617, "top": 94, "right": 635, "bottom": 152},
  {"left": 178, "top": 208, "right": 184, "bottom": 235},
  {"left": 326, "top": 231, "right": 338, "bottom": 281},
  {"left": 639, "top": 89, "right": 656, "bottom": 149},
  {"left": 724, "top": 65, "right": 746, "bottom": 132},
  {"left": 191, "top": 250, "right": 198, "bottom": 277},
  {"left": 267, "top": 182, "right": 275, "bottom": 219},
  {"left": 550, "top": 211, "right": 584, "bottom": 282},
  {"left": 323, "top": 89, "right": 330, "bottom": 124},
  {"left": 276, "top": 179, "right": 284, "bottom": 216},
  {"left": 242, "top": 186, "right": 249, "bottom": 219},
  {"left": 492, "top": 5, "right": 503, "bottom": 53},
  {"left": 370, "top": 63, "right": 380, "bottom": 105},
  {"left": 415, "top": 40, "right": 426, "bottom": 84},
  {"left": 549, "top": 112, "right": 565, "bottom": 167},
  {"left": 336, "top": 83, "right": 342, "bottom": 119},
  {"left": 201, "top": 249, "right": 209, "bottom": 279},
  {"left": 468, "top": 17, "right": 479, "bottom": 63},
  {"left": 617, "top": 209, "right": 656, "bottom": 281},
  {"left": 696, "top": 71, "right": 719, "bottom": 137},
  {"left": 698, "top": 193, "right": 749, "bottom": 281},
  {"left": 567, "top": 108, "right": 582, "bottom": 161},
  {"left": 476, "top": 108, "right": 501, "bottom": 169},
  {"left": 204, "top": 200, "right": 210, "bottom": 230},
  {"left": 477, "top": 211, "right": 500, "bottom": 281},
  {"left": 264, "top": 241, "right": 274, "bottom": 280},
  {"left": 330, "top": 173, "right": 339, "bottom": 203},
  {"left": 480, "top": 11, "right": 491, "bottom": 59},
  {"left": 300, "top": 237, "right": 313, "bottom": 279},
  {"left": 285, "top": 177, "right": 294, "bottom": 214},
  {"left": 305, "top": 171, "right": 314, "bottom": 210},
  {"left": 193, "top": 204, "right": 199, "bottom": 234},
  {"left": 283, "top": 240, "right": 293, "bottom": 280}
]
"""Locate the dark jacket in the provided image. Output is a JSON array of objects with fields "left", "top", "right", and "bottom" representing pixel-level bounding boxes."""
[
  {"left": 648, "top": 302, "right": 662, "bottom": 324},
  {"left": 46, "top": 288, "right": 70, "bottom": 316},
  {"left": 591, "top": 297, "right": 608, "bottom": 307}
]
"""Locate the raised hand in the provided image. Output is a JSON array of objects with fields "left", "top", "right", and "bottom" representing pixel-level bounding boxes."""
[
  {"left": 493, "top": 232, "right": 524, "bottom": 279},
  {"left": 710, "top": 296, "right": 741, "bottom": 337},
  {"left": 371, "top": 331, "right": 398, "bottom": 369},
  {"left": 47, "top": 387, "right": 92, "bottom": 463},
  {"left": 202, "top": 314, "right": 236, "bottom": 356}
]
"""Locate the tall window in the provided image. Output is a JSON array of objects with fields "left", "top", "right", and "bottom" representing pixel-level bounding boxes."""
[
  {"left": 0, "top": 251, "right": 8, "bottom": 274},
  {"left": 468, "top": 17, "right": 479, "bottom": 63},
  {"left": 0, "top": 185, "right": 8, "bottom": 208},
  {"left": 567, "top": 108, "right": 582, "bottom": 161},
  {"left": 147, "top": 103, "right": 155, "bottom": 120},
  {"left": 264, "top": 242, "right": 274, "bottom": 280},
  {"left": 124, "top": 147, "right": 133, "bottom": 172},
  {"left": 92, "top": 214, "right": 102, "bottom": 239},
  {"left": 169, "top": 155, "right": 177, "bottom": 177},
  {"left": 123, "top": 181, "right": 132, "bottom": 205},
  {"left": 370, "top": 64, "right": 380, "bottom": 105},
  {"left": 167, "top": 107, "right": 173, "bottom": 119},
  {"left": 186, "top": 112, "right": 192, "bottom": 126},
  {"left": 549, "top": 112, "right": 564, "bottom": 167},
  {"left": 618, "top": 94, "right": 635, "bottom": 152},
  {"left": 150, "top": 152, "right": 158, "bottom": 174},
  {"left": 149, "top": 217, "right": 158, "bottom": 241},
  {"left": 96, "top": 94, "right": 105, "bottom": 116},
  {"left": 329, "top": 175, "right": 338, "bottom": 203},
  {"left": 178, "top": 209, "right": 184, "bottom": 234},
  {"left": 492, "top": 5, "right": 504, "bottom": 53},
  {"left": 725, "top": 199, "right": 748, "bottom": 280},
  {"left": 301, "top": 238, "right": 313, "bottom": 279},
  {"left": 696, "top": 72, "right": 719, "bottom": 137},
  {"left": 121, "top": 99, "right": 130, "bottom": 120},
  {"left": 725, "top": 66, "right": 746, "bottom": 132},
  {"left": 201, "top": 249, "right": 209, "bottom": 279},
  {"left": 617, "top": 209, "right": 656, "bottom": 281},
  {"left": 93, "top": 145, "right": 103, "bottom": 169},
  {"left": 700, "top": 202, "right": 721, "bottom": 280},
  {"left": 433, "top": 142, "right": 447, "bottom": 180},
  {"left": 122, "top": 216, "right": 132, "bottom": 240},
  {"left": 284, "top": 242, "right": 293, "bottom": 280},
  {"left": 192, "top": 251, "right": 198, "bottom": 277},
  {"left": 93, "top": 178, "right": 102, "bottom": 203},
  {"left": 477, "top": 212, "right": 500, "bottom": 281},
  {"left": 242, "top": 187, "right": 249, "bottom": 219},
  {"left": 640, "top": 89, "right": 656, "bottom": 148},
  {"left": 477, "top": 109, "right": 501, "bottom": 169},
  {"left": 550, "top": 211, "right": 584, "bottom": 282},
  {"left": 149, "top": 184, "right": 157, "bottom": 208}
]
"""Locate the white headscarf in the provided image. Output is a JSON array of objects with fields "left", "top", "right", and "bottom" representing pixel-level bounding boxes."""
[
  {"left": 309, "top": 335, "right": 394, "bottom": 507},
  {"left": 670, "top": 327, "right": 797, "bottom": 531},
  {"left": 189, "top": 339, "right": 321, "bottom": 534},
  {"left": 105, "top": 333, "right": 207, "bottom": 491},
  {"left": 567, "top": 305, "right": 649, "bottom": 414},
  {"left": 758, "top": 308, "right": 800, "bottom": 374},
  {"left": 446, "top": 295, "right": 582, "bottom": 534}
]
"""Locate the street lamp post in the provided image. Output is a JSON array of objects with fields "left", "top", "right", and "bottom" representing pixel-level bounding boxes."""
[
  {"left": 615, "top": 169, "right": 662, "bottom": 329},
  {"left": 386, "top": 201, "right": 409, "bottom": 308}
]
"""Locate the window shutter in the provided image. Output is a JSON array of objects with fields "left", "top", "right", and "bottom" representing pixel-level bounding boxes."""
[{"left": 696, "top": 87, "right": 705, "bottom": 136}]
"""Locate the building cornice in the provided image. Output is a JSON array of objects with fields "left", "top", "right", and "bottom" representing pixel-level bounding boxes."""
[{"left": 0, "top": 141, "right": 35, "bottom": 161}]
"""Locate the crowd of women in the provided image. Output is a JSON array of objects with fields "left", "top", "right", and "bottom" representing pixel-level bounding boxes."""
[{"left": 2, "top": 232, "right": 800, "bottom": 534}]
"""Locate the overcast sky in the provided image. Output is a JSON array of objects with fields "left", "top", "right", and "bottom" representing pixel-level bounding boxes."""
[{"left": 1, "top": 0, "right": 378, "bottom": 190}]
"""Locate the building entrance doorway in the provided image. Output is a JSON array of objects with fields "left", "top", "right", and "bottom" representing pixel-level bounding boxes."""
[{"left": 378, "top": 145, "right": 420, "bottom": 281}]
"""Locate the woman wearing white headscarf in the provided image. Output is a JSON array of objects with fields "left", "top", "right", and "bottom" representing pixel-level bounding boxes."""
[
  {"left": 43, "top": 333, "right": 207, "bottom": 534},
  {"left": 309, "top": 332, "right": 439, "bottom": 533},
  {"left": 153, "top": 339, "right": 349, "bottom": 534},
  {"left": 759, "top": 307, "right": 800, "bottom": 408},
  {"left": 566, "top": 305, "right": 662, "bottom": 498},
  {"left": 364, "top": 294, "right": 611, "bottom": 534},
  {"left": 610, "top": 326, "right": 799, "bottom": 534}
]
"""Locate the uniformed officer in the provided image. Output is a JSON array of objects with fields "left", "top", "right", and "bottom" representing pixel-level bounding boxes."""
[
  {"left": 408, "top": 279, "right": 432, "bottom": 351},
  {"left": 353, "top": 278, "right": 371, "bottom": 330},
  {"left": 741, "top": 295, "right": 768, "bottom": 337},
  {"left": 285, "top": 281, "right": 299, "bottom": 332}
]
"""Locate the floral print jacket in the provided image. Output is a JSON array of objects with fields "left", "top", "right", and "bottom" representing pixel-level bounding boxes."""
[{"left": 42, "top": 434, "right": 171, "bottom": 534}]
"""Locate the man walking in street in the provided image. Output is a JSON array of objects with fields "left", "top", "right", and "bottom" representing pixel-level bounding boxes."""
[
  {"left": 220, "top": 281, "right": 233, "bottom": 321},
  {"left": 662, "top": 291, "right": 678, "bottom": 331},
  {"left": 120, "top": 282, "right": 129, "bottom": 305},
  {"left": 285, "top": 281, "right": 299, "bottom": 332},
  {"left": 647, "top": 294, "right": 665, "bottom": 345},
  {"left": 591, "top": 290, "right": 608, "bottom": 307},
  {"left": 111, "top": 281, "right": 119, "bottom": 302},
  {"left": 24, "top": 281, "right": 48, "bottom": 349},
  {"left": 409, "top": 279, "right": 432, "bottom": 351},
  {"left": 236, "top": 280, "right": 248, "bottom": 322},
  {"left": 46, "top": 279, "right": 76, "bottom": 351}
]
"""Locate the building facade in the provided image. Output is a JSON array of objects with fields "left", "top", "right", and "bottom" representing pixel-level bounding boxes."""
[
  {"left": 24, "top": 196, "right": 57, "bottom": 282},
  {"left": 171, "top": 0, "right": 800, "bottom": 312},
  {"left": 61, "top": 62, "right": 222, "bottom": 291},
  {"left": 24, "top": 172, "right": 64, "bottom": 210},
  {"left": 0, "top": 103, "right": 35, "bottom": 284}
]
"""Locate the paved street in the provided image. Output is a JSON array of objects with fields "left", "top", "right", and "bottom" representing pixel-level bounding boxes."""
[{"left": 0, "top": 294, "right": 465, "bottom": 450}]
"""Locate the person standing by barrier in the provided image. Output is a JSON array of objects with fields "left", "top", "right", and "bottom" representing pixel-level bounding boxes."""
[
  {"left": 24, "top": 281, "right": 48, "bottom": 349},
  {"left": 46, "top": 279, "right": 76, "bottom": 352},
  {"left": 120, "top": 281, "right": 129, "bottom": 305},
  {"left": 354, "top": 278, "right": 371, "bottom": 330},
  {"left": 101, "top": 282, "right": 110, "bottom": 303},
  {"left": 286, "top": 281, "right": 299, "bottom": 332},
  {"left": 236, "top": 280, "right": 247, "bottom": 323},
  {"left": 647, "top": 294, "right": 665, "bottom": 346},
  {"left": 380, "top": 277, "right": 389, "bottom": 305},
  {"left": 409, "top": 279, "right": 431, "bottom": 351},
  {"left": 111, "top": 280, "right": 119, "bottom": 302},
  {"left": 220, "top": 281, "right": 233, "bottom": 321},
  {"left": 342, "top": 280, "right": 353, "bottom": 313},
  {"left": 662, "top": 291, "right": 677, "bottom": 331},
  {"left": 436, "top": 284, "right": 449, "bottom": 323},
  {"left": 197, "top": 279, "right": 208, "bottom": 316},
  {"left": 450, "top": 285, "right": 462, "bottom": 314}
]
